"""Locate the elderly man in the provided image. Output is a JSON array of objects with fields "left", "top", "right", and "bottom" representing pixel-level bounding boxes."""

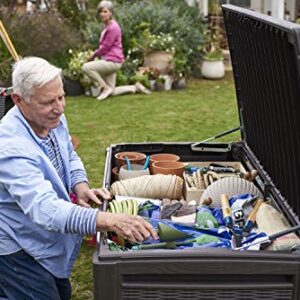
[{"left": 0, "top": 57, "right": 157, "bottom": 300}]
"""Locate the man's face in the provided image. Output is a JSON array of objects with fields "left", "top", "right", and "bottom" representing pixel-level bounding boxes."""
[{"left": 13, "top": 77, "right": 65, "bottom": 137}]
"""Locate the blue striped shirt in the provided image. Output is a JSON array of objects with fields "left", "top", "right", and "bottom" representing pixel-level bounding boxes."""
[
  {"left": 39, "top": 130, "right": 97, "bottom": 236},
  {"left": 0, "top": 106, "right": 99, "bottom": 277}
]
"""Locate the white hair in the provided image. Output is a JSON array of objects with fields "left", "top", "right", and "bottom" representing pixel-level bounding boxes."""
[
  {"left": 12, "top": 57, "right": 62, "bottom": 103},
  {"left": 97, "top": 1, "right": 113, "bottom": 13}
]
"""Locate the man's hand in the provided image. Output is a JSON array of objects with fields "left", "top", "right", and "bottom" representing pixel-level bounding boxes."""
[
  {"left": 74, "top": 182, "right": 111, "bottom": 208},
  {"left": 96, "top": 212, "right": 158, "bottom": 243}
]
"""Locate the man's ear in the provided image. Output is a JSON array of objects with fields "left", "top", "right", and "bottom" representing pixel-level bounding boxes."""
[{"left": 11, "top": 93, "right": 23, "bottom": 105}]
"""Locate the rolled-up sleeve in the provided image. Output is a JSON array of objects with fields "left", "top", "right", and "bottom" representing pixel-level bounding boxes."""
[{"left": 0, "top": 148, "right": 74, "bottom": 233}]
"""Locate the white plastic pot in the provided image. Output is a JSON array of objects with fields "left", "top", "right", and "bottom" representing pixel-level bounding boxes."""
[{"left": 201, "top": 60, "right": 225, "bottom": 79}]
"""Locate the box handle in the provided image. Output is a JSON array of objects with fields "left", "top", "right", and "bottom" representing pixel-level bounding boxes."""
[
  {"left": 96, "top": 199, "right": 109, "bottom": 253},
  {"left": 191, "top": 126, "right": 240, "bottom": 152}
]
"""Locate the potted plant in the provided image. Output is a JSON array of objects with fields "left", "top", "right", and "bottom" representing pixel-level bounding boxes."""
[
  {"left": 141, "top": 67, "right": 160, "bottom": 90},
  {"left": 201, "top": 46, "right": 225, "bottom": 79},
  {"left": 201, "top": 0, "right": 225, "bottom": 79},
  {"left": 134, "top": 29, "right": 176, "bottom": 74},
  {"left": 170, "top": 54, "right": 189, "bottom": 90},
  {"left": 64, "top": 49, "right": 93, "bottom": 96},
  {"left": 129, "top": 73, "right": 150, "bottom": 90},
  {"left": 154, "top": 75, "right": 166, "bottom": 91}
]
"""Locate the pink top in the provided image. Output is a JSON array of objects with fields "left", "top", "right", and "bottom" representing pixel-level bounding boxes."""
[{"left": 92, "top": 20, "right": 124, "bottom": 63}]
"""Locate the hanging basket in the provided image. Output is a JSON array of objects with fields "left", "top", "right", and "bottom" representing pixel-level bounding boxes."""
[{"left": 144, "top": 51, "right": 174, "bottom": 74}]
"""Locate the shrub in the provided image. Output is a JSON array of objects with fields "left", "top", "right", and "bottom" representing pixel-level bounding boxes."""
[
  {"left": 56, "top": 0, "right": 87, "bottom": 29},
  {"left": 170, "top": 54, "right": 190, "bottom": 80},
  {"left": 83, "top": 0, "right": 207, "bottom": 76},
  {"left": 0, "top": 11, "right": 84, "bottom": 85},
  {"left": 81, "top": 15, "right": 103, "bottom": 49},
  {"left": 0, "top": 57, "right": 13, "bottom": 86},
  {"left": 116, "top": 70, "right": 129, "bottom": 86},
  {"left": 64, "top": 49, "right": 93, "bottom": 82},
  {"left": 115, "top": 1, "right": 206, "bottom": 66},
  {"left": 203, "top": 48, "right": 223, "bottom": 61},
  {"left": 128, "top": 73, "right": 150, "bottom": 88},
  {"left": 134, "top": 30, "right": 176, "bottom": 56}
]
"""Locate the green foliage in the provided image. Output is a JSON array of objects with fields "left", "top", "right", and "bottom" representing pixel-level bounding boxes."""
[
  {"left": 141, "top": 67, "right": 160, "bottom": 80},
  {"left": 156, "top": 74, "right": 166, "bottom": 84},
  {"left": 81, "top": 15, "right": 104, "bottom": 49},
  {"left": 134, "top": 29, "right": 176, "bottom": 55},
  {"left": 203, "top": 48, "right": 223, "bottom": 61},
  {"left": 0, "top": 12, "right": 84, "bottom": 84},
  {"left": 170, "top": 54, "right": 190, "bottom": 79},
  {"left": 56, "top": 0, "right": 87, "bottom": 29},
  {"left": 0, "top": 45, "right": 13, "bottom": 86},
  {"left": 129, "top": 73, "right": 150, "bottom": 88},
  {"left": 83, "top": 0, "right": 207, "bottom": 76},
  {"left": 116, "top": 70, "right": 129, "bottom": 86},
  {"left": 120, "top": 56, "right": 141, "bottom": 78},
  {"left": 64, "top": 49, "right": 93, "bottom": 82}
]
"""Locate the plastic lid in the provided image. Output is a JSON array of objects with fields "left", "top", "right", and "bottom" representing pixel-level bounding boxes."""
[{"left": 223, "top": 5, "right": 300, "bottom": 220}]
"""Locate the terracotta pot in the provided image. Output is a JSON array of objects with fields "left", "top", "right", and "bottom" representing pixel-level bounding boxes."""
[
  {"left": 150, "top": 153, "right": 180, "bottom": 167},
  {"left": 150, "top": 153, "right": 180, "bottom": 173},
  {"left": 111, "top": 167, "right": 119, "bottom": 181},
  {"left": 144, "top": 51, "right": 173, "bottom": 74},
  {"left": 115, "top": 151, "right": 146, "bottom": 168},
  {"left": 152, "top": 161, "right": 185, "bottom": 178}
]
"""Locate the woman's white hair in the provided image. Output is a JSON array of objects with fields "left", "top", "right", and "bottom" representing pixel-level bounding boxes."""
[
  {"left": 97, "top": 0, "right": 113, "bottom": 14},
  {"left": 12, "top": 57, "right": 62, "bottom": 102}
]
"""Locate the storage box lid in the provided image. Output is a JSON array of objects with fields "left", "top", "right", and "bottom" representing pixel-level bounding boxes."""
[{"left": 222, "top": 5, "right": 300, "bottom": 220}]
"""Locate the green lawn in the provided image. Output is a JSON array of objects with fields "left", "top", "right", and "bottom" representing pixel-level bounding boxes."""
[{"left": 66, "top": 74, "right": 239, "bottom": 299}]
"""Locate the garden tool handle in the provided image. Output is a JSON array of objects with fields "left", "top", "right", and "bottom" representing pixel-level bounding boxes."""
[
  {"left": 0, "top": 20, "right": 19, "bottom": 61},
  {"left": 220, "top": 194, "right": 233, "bottom": 228},
  {"left": 243, "top": 199, "right": 264, "bottom": 233},
  {"left": 221, "top": 194, "right": 231, "bottom": 217},
  {"left": 247, "top": 199, "right": 264, "bottom": 223},
  {"left": 235, "top": 224, "right": 300, "bottom": 251},
  {"left": 249, "top": 169, "right": 258, "bottom": 182}
]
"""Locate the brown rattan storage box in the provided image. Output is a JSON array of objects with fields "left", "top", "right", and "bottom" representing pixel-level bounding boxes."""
[{"left": 93, "top": 5, "right": 300, "bottom": 300}]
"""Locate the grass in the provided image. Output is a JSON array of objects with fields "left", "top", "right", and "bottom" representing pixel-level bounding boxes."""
[{"left": 66, "top": 74, "right": 239, "bottom": 299}]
